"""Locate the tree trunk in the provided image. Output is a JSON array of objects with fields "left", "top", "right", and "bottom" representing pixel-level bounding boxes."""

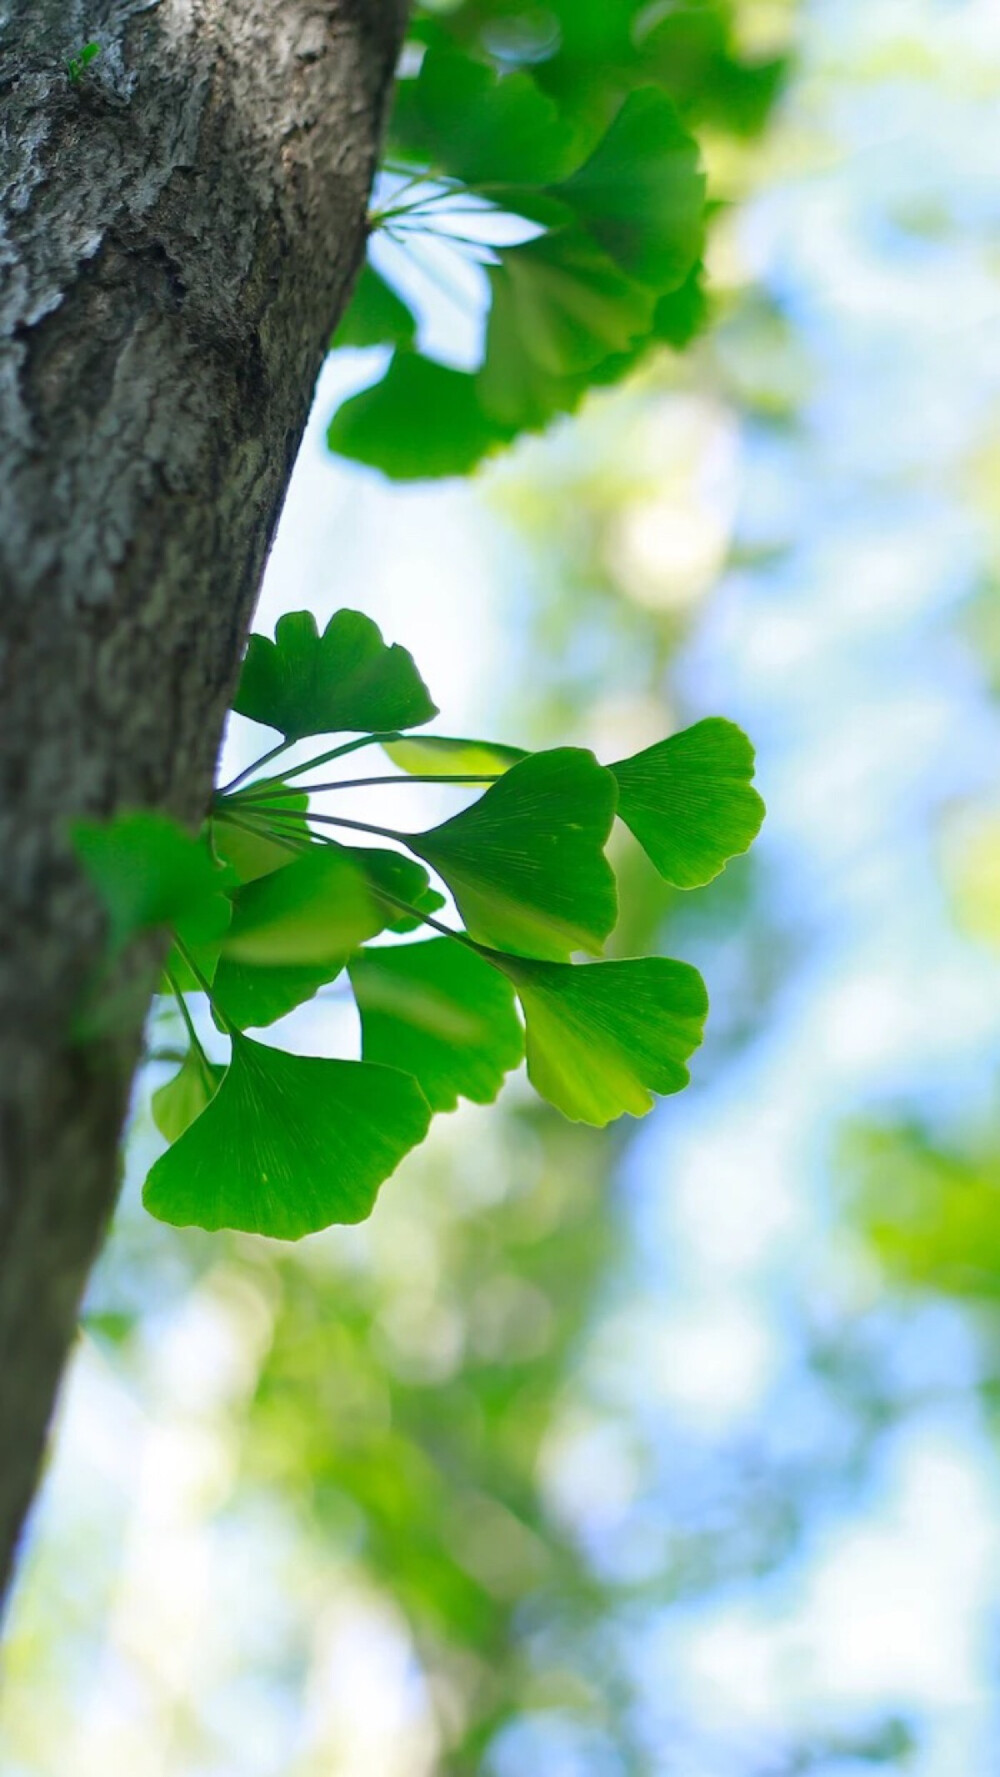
[{"left": 0, "top": 0, "right": 405, "bottom": 1605}]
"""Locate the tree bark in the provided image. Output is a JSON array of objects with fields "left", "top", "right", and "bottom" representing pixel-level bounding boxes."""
[{"left": 0, "top": 0, "right": 406, "bottom": 1604}]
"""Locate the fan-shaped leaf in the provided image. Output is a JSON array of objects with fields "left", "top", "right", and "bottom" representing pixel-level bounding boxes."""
[
  {"left": 346, "top": 845, "right": 446, "bottom": 933},
  {"left": 144, "top": 1035, "right": 432, "bottom": 1236},
  {"left": 383, "top": 735, "right": 527, "bottom": 777},
  {"left": 211, "top": 956, "right": 345, "bottom": 1032},
  {"left": 411, "top": 748, "right": 618, "bottom": 960},
  {"left": 152, "top": 1047, "right": 225, "bottom": 1143},
  {"left": 391, "top": 46, "right": 574, "bottom": 185},
  {"left": 479, "top": 230, "right": 656, "bottom": 430},
  {"left": 612, "top": 718, "right": 765, "bottom": 889},
  {"left": 233, "top": 608, "right": 436, "bottom": 741},
  {"left": 222, "top": 846, "right": 380, "bottom": 965},
  {"left": 350, "top": 937, "right": 523, "bottom": 1113},
  {"left": 73, "top": 811, "right": 234, "bottom": 952},
  {"left": 488, "top": 951, "right": 708, "bottom": 1126},
  {"left": 328, "top": 354, "right": 507, "bottom": 481},
  {"left": 211, "top": 795, "right": 310, "bottom": 884},
  {"left": 333, "top": 259, "right": 417, "bottom": 350},
  {"left": 550, "top": 89, "right": 705, "bottom": 289}
]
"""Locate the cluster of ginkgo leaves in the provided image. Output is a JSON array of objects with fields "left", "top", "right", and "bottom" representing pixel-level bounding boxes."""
[
  {"left": 73, "top": 609, "right": 764, "bottom": 1241},
  {"left": 327, "top": 0, "right": 788, "bottom": 478}
]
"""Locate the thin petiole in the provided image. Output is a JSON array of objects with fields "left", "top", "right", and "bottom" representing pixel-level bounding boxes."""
[
  {"left": 213, "top": 809, "right": 311, "bottom": 855},
  {"left": 164, "top": 966, "right": 212, "bottom": 1070},
  {"left": 173, "top": 935, "right": 237, "bottom": 1039},
  {"left": 237, "top": 772, "right": 501, "bottom": 801},
  {"left": 277, "top": 732, "right": 404, "bottom": 786},
  {"left": 365, "top": 884, "right": 476, "bottom": 950},
  {"left": 296, "top": 810, "right": 405, "bottom": 844},
  {"left": 219, "top": 738, "right": 292, "bottom": 796}
]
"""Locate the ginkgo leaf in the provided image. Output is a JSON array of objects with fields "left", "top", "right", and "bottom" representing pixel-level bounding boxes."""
[
  {"left": 73, "top": 811, "right": 234, "bottom": 952},
  {"left": 211, "top": 795, "right": 310, "bottom": 883},
  {"left": 612, "top": 718, "right": 765, "bottom": 889},
  {"left": 550, "top": 88, "right": 705, "bottom": 290},
  {"left": 328, "top": 353, "right": 507, "bottom": 481},
  {"left": 345, "top": 845, "right": 446, "bottom": 933},
  {"left": 152, "top": 1047, "right": 225, "bottom": 1142},
  {"left": 487, "top": 951, "right": 708, "bottom": 1126},
  {"left": 489, "top": 229, "right": 656, "bottom": 376},
  {"left": 144, "top": 1035, "right": 432, "bottom": 1237},
  {"left": 382, "top": 735, "right": 527, "bottom": 777},
  {"left": 653, "top": 263, "right": 709, "bottom": 349},
  {"left": 333, "top": 258, "right": 417, "bottom": 350},
  {"left": 232, "top": 608, "right": 436, "bottom": 740},
  {"left": 478, "top": 229, "right": 657, "bottom": 431},
  {"left": 350, "top": 937, "right": 523, "bottom": 1113},
  {"left": 210, "top": 955, "right": 345, "bottom": 1032},
  {"left": 390, "top": 46, "right": 574, "bottom": 186},
  {"left": 222, "top": 846, "right": 380, "bottom": 965},
  {"left": 411, "top": 748, "right": 618, "bottom": 960}
]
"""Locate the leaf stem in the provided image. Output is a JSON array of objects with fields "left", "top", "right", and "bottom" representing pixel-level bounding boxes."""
[
  {"left": 237, "top": 772, "right": 501, "bottom": 801},
  {"left": 172, "top": 936, "right": 237, "bottom": 1039},
  {"left": 367, "top": 886, "right": 475, "bottom": 949},
  {"left": 298, "top": 811, "right": 406, "bottom": 843},
  {"left": 277, "top": 731, "right": 405, "bottom": 785},
  {"left": 164, "top": 965, "right": 213, "bottom": 1069},
  {"left": 220, "top": 738, "right": 292, "bottom": 795}
]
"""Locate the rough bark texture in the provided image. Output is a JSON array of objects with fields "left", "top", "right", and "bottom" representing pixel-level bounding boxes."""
[{"left": 0, "top": 0, "right": 406, "bottom": 1604}]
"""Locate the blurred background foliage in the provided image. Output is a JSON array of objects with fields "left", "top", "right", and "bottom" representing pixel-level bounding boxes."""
[{"left": 5, "top": 1, "right": 1000, "bottom": 1774}]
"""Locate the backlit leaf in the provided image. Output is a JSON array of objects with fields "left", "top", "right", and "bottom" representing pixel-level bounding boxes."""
[
  {"left": 211, "top": 795, "right": 310, "bottom": 883},
  {"left": 328, "top": 354, "right": 507, "bottom": 481},
  {"left": 383, "top": 735, "right": 527, "bottom": 777},
  {"left": 390, "top": 47, "right": 574, "bottom": 185},
  {"left": 233, "top": 608, "right": 436, "bottom": 741},
  {"left": 488, "top": 951, "right": 708, "bottom": 1126},
  {"left": 653, "top": 263, "right": 710, "bottom": 349},
  {"left": 222, "top": 846, "right": 380, "bottom": 965},
  {"left": 479, "top": 230, "right": 656, "bottom": 430},
  {"left": 350, "top": 937, "right": 523, "bottom": 1113},
  {"left": 550, "top": 89, "right": 705, "bottom": 289},
  {"left": 411, "top": 748, "right": 618, "bottom": 960},
  {"left": 333, "top": 259, "right": 417, "bottom": 350},
  {"left": 346, "top": 845, "right": 446, "bottom": 933},
  {"left": 612, "top": 718, "right": 765, "bottom": 889},
  {"left": 72, "top": 811, "right": 234, "bottom": 952},
  {"left": 144, "top": 1035, "right": 432, "bottom": 1237},
  {"left": 211, "top": 956, "right": 345, "bottom": 1032},
  {"left": 152, "top": 1047, "right": 225, "bottom": 1143}
]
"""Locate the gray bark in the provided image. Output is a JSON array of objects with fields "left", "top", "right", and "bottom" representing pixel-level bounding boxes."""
[{"left": 0, "top": 0, "right": 406, "bottom": 1604}]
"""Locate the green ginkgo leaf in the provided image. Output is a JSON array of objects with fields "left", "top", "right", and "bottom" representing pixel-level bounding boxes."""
[
  {"left": 232, "top": 608, "right": 436, "bottom": 740},
  {"left": 350, "top": 937, "right": 523, "bottom": 1113},
  {"left": 411, "top": 747, "right": 618, "bottom": 960},
  {"left": 345, "top": 845, "right": 446, "bottom": 933},
  {"left": 490, "top": 229, "right": 656, "bottom": 373},
  {"left": 152, "top": 1047, "right": 225, "bottom": 1142},
  {"left": 390, "top": 46, "right": 574, "bottom": 186},
  {"left": 612, "top": 718, "right": 765, "bottom": 889},
  {"left": 328, "top": 353, "right": 507, "bottom": 481},
  {"left": 653, "top": 263, "right": 710, "bottom": 349},
  {"left": 550, "top": 88, "right": 705, "bottom": 290},
  {"left": 478, "top": 229, "right": 657, "bottom": 432},
  {"left": 382, "top": 735, "right": 527, "bottom": 777},
  {"left": 333, "top": 258, "right": 417, "bottom": 350},
  {"left": 222, "top": 846, "right": 380, "bottom": 965},
  {"left": 212, "top": 796, "right": 310, "bottom": 884},
  {"left": 73, "top": 811, "right": 234, "bottom": 952},
  {"left": 211, "top": 956, "right": 345, "bottom": 1032},
  {"left": 487, "top": 951, "right": 708, "bottom": 1126},
  {"left": 144, "top": 1035, "right": 432, "bottom": 1236}
]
